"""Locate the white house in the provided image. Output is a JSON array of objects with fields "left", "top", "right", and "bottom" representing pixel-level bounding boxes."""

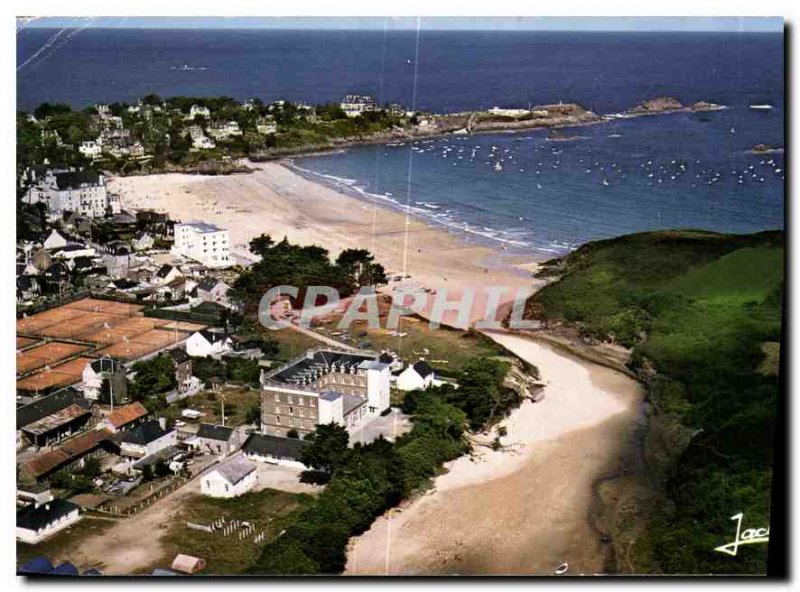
[
  {"left": 42, "top": 229, "right": 69, "bottom": 251},
  {"left": 171, "top": 222, "right": 231, "bottom": 268},
  {"left": 207, "top": 121, "right": 242, "bottom": 141},
  {"left": 193, "top": 423, "right": 237, "bottom": 455},
  {"left": 152, "top": 263, "right": 182, "bottom": 286},
  {"left": 396, "top": 360, "right": 435, "bottom": 392},
  {"left": 132, "top": 232, "right": 155, "bottom": 251},
  {"left": 241, "top": 433, "right": 308, "bottom": 469},
  {"left": 16, "top": 499, "right": 81, "bottom": 544},
  {"left": 340, "top": 94, "right": 377, "bottom": 117},
  {"left": 188, "top": 104, "right": 211, "bottom": 120},
  {"left": 81, "top": 358, "right": 125, "bottom": 401},
  {"left": 201, "top": 457, "right": 257, "bottom": 498},
  {"left": 186, "top": 329, "right": 234, "bottom": 358},
  {"left": 256, "top": 116, "right": 277, "bottom": 135},
  {"left": 191, "top": 276, "right": 232, "bottom": 306},
  {"left": 119, "top": 419, "right": 177, "bottom": 460},
  {"left": 79, "top": 140, "right": 103, "bottom": 159},
  {"left": 23, "top": 169, "right": 116, "bottom": 219}
]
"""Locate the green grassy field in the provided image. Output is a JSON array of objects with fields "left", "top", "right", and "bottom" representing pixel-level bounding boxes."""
[
  {"left": 150, "top": 489, "right": 313, "bottom": 574},
  {"left": 528, "top": 229, "right": 784, "bottom": 575}
]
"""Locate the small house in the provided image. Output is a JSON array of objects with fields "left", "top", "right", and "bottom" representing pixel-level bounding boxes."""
[
  {"left": 119, "top": 419, "right": 176, "bottom": 460},
  {"left": 201, "top": 457, "right": 257, "bottom": 498},
  {"left": 96, "top": 402, "right": 149, "bottom": 433},
  {"left": 194, "top": 423, "right": 237, "bottom": 455},
  {"left": 16, "top": 499, "right": 81, "bottom": 544},
  {"left": 396, "top": 360, "right": 435, "bottom": 392},
  {"left": 186, "top": 329, "right": 233, "bottom": 358},
  {"left": 241, "top": 433, "right": 309, "bottom": 470}
]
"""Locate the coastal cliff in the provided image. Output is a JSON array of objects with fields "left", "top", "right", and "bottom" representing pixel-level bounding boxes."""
[{"left": 516, "top": 229, "right": 783, "bottom": 574}]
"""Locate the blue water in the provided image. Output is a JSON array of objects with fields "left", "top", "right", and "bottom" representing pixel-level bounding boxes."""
[{"left": 18, "top": 28, "right": 784, "bottom": 254}]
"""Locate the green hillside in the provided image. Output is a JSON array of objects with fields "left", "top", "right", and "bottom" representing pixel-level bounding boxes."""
[{"left": 528, "top": 230, "right": 784, "bottom": 574}]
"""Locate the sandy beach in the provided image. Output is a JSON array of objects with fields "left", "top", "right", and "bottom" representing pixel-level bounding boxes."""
[
  {"left": 346, "top": 331, "right": 643, "bottom": 575},
  {"left": 111, "top": 164, "right": 644, "bottom": 575},
  {"left": 110, "top": 162, "right": 542, "bottom": 325}
]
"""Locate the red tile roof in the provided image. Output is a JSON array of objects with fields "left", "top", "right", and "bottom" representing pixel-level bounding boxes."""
[{"left": 105, "top": 402, "right": 148, "bottom": 429}]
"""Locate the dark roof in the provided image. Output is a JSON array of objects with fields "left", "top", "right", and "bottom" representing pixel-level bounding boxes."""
[
  {"left": 242, "top": 433, "right": 307, "bottom": 462},
  {"left": 378, "top": 352, "right": 394, "bottom": 364},
  {"left": 112, "top": 278, "right": 139, "bottom": 290},
  {"left": 412, "top": 360, "right": 433, "bottom": 378},
  {"left": 199, "top": 329, "right": 230, "bottom": 344},
  {"left": 90, "top": 358, "right": 122, "bottom": 374},
  {"left": 268, "top": 349, "right": 377, "bottom": 385},
  {"left": 54, "top": 170, "right": 100, "bottom": 191},
  {"left": 121, "top": 420, "right": 169, "bottom": 445},
  {"left": 214, "top": 457, "right": 256, "bottom": 484},
  {"left": 168, "top": 348, "right": 190, "bottom": 365},
  {"left": 132, "top": 445, "right": 182, "bottom": 469},
  {"left": 83, "top": 568, "right": 102, "bottom": 576},
  {"left": 156, "top": 264, "right": 175, "bottom": 279},
  {"left": 17, "top": 390, "right": 89, "bottom": 430},
  {"left": 18, "top": 556, "right": 53, "bottom": 575},
  {"left": 196, "top": 276, "right": 220, "bottom": 292},
  {"left": 17, "top": 499, "right": 79, "bottom": 531},
  {"left": 197, "top": 423, "right": 233, "bottom": 442}
]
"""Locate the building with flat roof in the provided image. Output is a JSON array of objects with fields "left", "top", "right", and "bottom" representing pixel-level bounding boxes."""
[
  {"left": 260, "top": 348, "right": 390, "bottom": 438},
  {"left": 172, "top": 222, "right": 231, "bottom": 268}
]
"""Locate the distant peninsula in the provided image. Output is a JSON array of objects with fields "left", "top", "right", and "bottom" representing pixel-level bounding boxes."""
[{"left": 17, "top": 94, "right": 725, "bottom": 177}]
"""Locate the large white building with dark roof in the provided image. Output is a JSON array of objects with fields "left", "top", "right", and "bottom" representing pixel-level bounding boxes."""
[{"left": 260, "top": 348, "right": 390, "bottom": 438}]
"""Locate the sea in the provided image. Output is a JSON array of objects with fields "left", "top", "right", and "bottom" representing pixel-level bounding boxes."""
[{"left": 17, "top": 28, "right": 784, "bottom": 255}]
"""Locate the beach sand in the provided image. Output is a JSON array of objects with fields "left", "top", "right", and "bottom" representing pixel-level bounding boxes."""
[
  {"left": 109, "top": 162, "right": 542, "bottom": 325},
  {"left": 110, "top": 165, "right": 643, "bottom": 575},
  {"left": 345, "top": 332, "right": 643, "bottom": 575}
]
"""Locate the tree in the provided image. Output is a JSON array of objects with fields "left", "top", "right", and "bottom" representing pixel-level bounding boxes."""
[
  {"left": 129, "top": 354, "right": 177, "bottom": 400},
  {"left": 336, "top": 249, "right": 388, "bottom": 289},
  {"left": 301, "top": 423, "right": 350, "bottom": 475},
  {"left": 287, "top": 429, "right": 299, "bottom": 439},
  {"left": 245, "top": 404, "right": 261, "bottom": 425}
]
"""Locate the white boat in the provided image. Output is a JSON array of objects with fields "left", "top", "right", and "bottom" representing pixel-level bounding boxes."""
[
  {"left": 749, "top": 104, "right": 773, "bottom": 110},
  {"left": 602, "top": 177, "right": 610, "bottom": 187},
  {"left": 494, "top": 162, "right": 503, "bottom": 172}
]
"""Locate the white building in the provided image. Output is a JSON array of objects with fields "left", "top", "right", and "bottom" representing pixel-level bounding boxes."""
[
  {"left": 186, "top": 329, "right": 234, "bottom": 358},
  {"left": 256, "top": 116, "right": 277, "bottom": 135},
  {"left": 42, "top": 229, "right": 69, "bottom": 251},
  {"left": 172, "top": 222, "right": 231, "bottom": 268},
  {"left": 190, "top": 276, "right": 232, "bottom": 307},
  {"left": 23, "top": 169, "right": 117, "bottom": 219},
  {"left": 119, "top": 420, "right": 177, "bottom": 460},
  {"left": 189, "top": 104, "right": 211, "bottom": 120},
  {"left": 201, "top": 457, "right": 257, "bottom": 498},
  {"left": 241, "top": 433, "right": 308, "bottom": 469},
  {"left": 396, "top": 360, "right": 435, "bottom": 392},
  {"left": 79, "top": 140, "right": 103, "bottom": 159},
  {"left": 340, "top": 94, "right": 377, "bottom": 117},
  {"left": 16, "top": 499, "right": 81, "bottom": 545},
  {"left": 207, "top": 121, "right": 242, "bottom": 141}
]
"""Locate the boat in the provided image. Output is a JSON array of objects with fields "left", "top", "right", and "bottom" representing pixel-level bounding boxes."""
[
  {"left": 602, "top": 177, "right": 610, "bottom": 187},
  {"left": 749, "top": 104, "right": 773, "bottom": 110},
  {"left": 494, "top": 162, "right": 503, "bottom": 172}
]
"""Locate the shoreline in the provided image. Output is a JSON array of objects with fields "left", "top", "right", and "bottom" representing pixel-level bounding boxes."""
[
  {"left": 345, "top": 331, "right": 644, "bottom": 575},
  {"left": 110, "top": 161, "right": 544, "bottom": 325}
]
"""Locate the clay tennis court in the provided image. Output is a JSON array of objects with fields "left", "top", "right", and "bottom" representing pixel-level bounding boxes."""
[
  {"left": 95, "top": 329, "right": 188, "bottom": 360},
  {"left": 17, "top": 356, "right": 95, "bottom": 393},
  {"left": 36, "top": 312, "right": 120, "bottom": 339},
  {"left": 61, "top": 298, "right": 144, "bottom": 317},
  {"left": 16, "top": 336, "right": 40, "bottom": 350},
  {"left": 17, "top": 342, "right": 91, "bottom": 374},
  {"left": 78, "top": 317, "right": 171, "bottom": 344},
  {"left": 161, "top": 321, "right": 208, "bottom": 333},
  {"left": 16, "top": 307, "right": 87, "bottom": 335}
]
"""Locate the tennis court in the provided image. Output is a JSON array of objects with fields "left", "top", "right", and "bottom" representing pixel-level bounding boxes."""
[
  {"left": 17, "top": 342, "right": 91, "bottom": 374},
  {"left": 61, "top": 298, "right": 144, "bottom": 317},
  {"left": 96, "top": 329, "right": 189, "bottom": 360},
  {"left": 16, "top": 356, "right": 95, "bottom": 393}
]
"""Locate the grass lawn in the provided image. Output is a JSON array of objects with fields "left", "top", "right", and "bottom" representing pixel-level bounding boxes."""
[
  {"left": 313, "top": 316, "right": 510, "bottom": 377},
  {"left": 172, "top": 385, "right": 261, "bottom": 427},
  {"left": 149, "top": 489, "right": 313, "bottom": 574},
  {"left": 17, "top": 514, "right": 118, "bottom": 569}
]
